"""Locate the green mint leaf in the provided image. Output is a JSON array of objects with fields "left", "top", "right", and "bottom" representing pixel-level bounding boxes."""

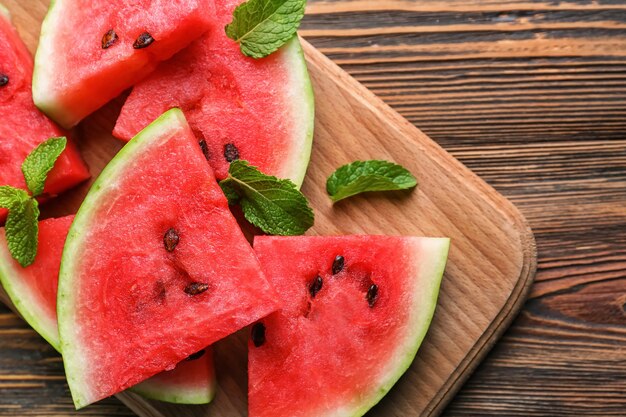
[
  {"left": 0, "top": 186, "right": 30, "bottom": 210},
  {"left": 220, "top": 160, "right": 314, "bottom": 235},
  {"left": 326, "top": 160, "right": 418, "bottom": 203},
  {"left": 5, "top": 198, "right": 39, "bottom": 267},
  {"left": 21, "top": 137, "right": 67, "bottom": 197},
  {"left": 225, "top": 0, "right": 306, "bottom": 59}
]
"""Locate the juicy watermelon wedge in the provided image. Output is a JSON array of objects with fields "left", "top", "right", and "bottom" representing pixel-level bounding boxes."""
[
  {"left": 33, "top": 0, "right": 214, "bottom": 128},
  {"left": 0, "top": 216, "right": 217, "bottom": 405},
  {"left": 0, "top": 9, "right": 89, "bottom": 222},
  {"left": 113, "top": 0, "right": 314, "bottom": 186},
  {"left": 251, "top": 236, "right": 450, "bottom": 417},
  {"left": 58, "top": 109, "right": 278, "bottom": 408}
]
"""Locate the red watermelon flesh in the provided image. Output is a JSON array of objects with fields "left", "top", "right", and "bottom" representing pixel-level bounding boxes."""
[
  {"left": 113, "top": 0, "right": 314, "bottom": 186},
  {"left": 251, "top": 236, "right": 450, "bottom": 417},
  {"left": 57, "top": 109, "right": 278, "bottom": 408},
  {"left": 0, "top": 10, "right": 89, "bottom": 222},
  {"left": 0, "top": 215, "right": 217, "bottom": 405},
  {"left": 32, "top": 0, "right": 215, "bottom": 128}
]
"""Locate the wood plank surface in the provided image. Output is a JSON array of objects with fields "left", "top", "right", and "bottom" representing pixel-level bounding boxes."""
[{"left": 1, "top": 1, "right": 624, "bottom": 417}]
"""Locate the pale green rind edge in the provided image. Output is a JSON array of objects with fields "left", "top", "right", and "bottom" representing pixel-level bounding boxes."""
[
  {"left": 341, "top": 237, "right": 451, "bottom": 417},
  {"left": 0, "top": 234, "right": 60, "bottom": 350},
  {"left": 129, "top": 376, "right": 217, "bottom": 405},
  {"left": 0, "top": 3, "right": 11, "bottom": 19},
  {"left": 57, "top": 109, "right": 189, "bottom": 409},
  {"left": 279, "top": 36, "right": 314, "bottom": 189},
  {"left": 32, "top": 0, "right": 76, "bottom": 128}
]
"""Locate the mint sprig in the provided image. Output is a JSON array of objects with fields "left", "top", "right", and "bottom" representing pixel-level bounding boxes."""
[
  {"left": 225, "top": 0, "right": 306, "bottom": 59},
  {"left": 0, "top": 137, "right": 67, "bottom": 266},
  {"left": 22, "top": 137, "right": 67, "bottom": 197},
  {"left": 219, "top": 160, "right": 314, "bottom": 236},
  {"left": 326, "top": 160, "right": 418, "bottom": 203}
]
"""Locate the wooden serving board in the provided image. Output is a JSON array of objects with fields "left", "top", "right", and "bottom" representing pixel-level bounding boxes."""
[{"left": 2, "top": 1, "right": 537, "bottom": 416}]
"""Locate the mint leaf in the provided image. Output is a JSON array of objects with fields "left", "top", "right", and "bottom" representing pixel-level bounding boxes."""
[
  {"left": 326, "top": 160, "right": 418, "bottom": 202},
  {"left": 225, "top": 0, "right": 306, "bottom": 59},
  {"left": 0, "top": 186, "right": 30, "bottom": 210},
  {"left": 21, "top": 137, "right": 67, "bottom": 197},
  {"left": 5, "top": 198, "right": 39, "bottom": 267},
  {"left": 220, "top": 160, "right": 314, "bottom": 235}
]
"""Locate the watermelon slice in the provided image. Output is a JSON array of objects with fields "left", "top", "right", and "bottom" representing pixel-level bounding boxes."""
[
  {"left": 58, "top": 108, "right": 278, "bottom": 408},
  {"left": 251, "top": 236, "right": 450, "bottom": 417},
  {"left": 0, "top": 215, "right": 216, "bottom": 405},
  {"left": 113, "top": 0, "right": 314, "bottom": 186},
  {"left": 32, "top": 0, "right": 214, "bottom": 128},
  {"left": 0, "top": 8, "right": 89, "bottom": 222}
]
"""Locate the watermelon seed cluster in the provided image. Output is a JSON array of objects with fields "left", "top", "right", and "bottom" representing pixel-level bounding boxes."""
[
  {"left": 101, "top": 29, "right": 118, "bottom": 49},
  {"left": 252, "top": 323, "right": 266, "bottom": 347},
  {"left": 224, "top": 143, "right": 240, "bottom": 162},
  {"left": 133, "top": 32, "right": 155, "bottom": 49},
  {"left": 0, "top": 74, "right": 8, "bottom": 87},
  {"left": 163, "top": 228, "right": 180, "bottom": 252}
]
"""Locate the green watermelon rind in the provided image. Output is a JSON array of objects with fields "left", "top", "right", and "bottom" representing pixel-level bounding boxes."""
[
  {"left": 0, "top": 4, "right": 11, "bottom": 19},
  {"left": 129, "top": 373, "right": 217, "bottom": 405},
  {"left": 338, "top": 237, "right": 450, "bottom": 417},
  {"left": 0, "top": 236, "right": 60, "bottom": 350},
  {"left": 31, "top": 0, "right": 65, "bottom": 126},
  {"left": 57, "top": 109, "right": 203, "bottom": 409},
  {"left": 276, "top": 36, "right": 315, "bottom": 188}
]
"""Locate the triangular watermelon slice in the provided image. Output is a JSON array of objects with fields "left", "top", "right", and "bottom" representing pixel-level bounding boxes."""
[
  {"left": 0, "top": 216, "right": 216, "bottom": 405},
  {"left": 113, "top": 0, "right": 314, "bottom": 186},
  {"left": 0, "top": 8, "right": 89, "bottom": 222},
  {"left": 32, "top": 0, "right": 214, "bottom": 128},
  {"left": 57, "top": 109, "right": 278, "bottom": 408},
  {"left": 251, "top": 236, "right": 450, "bottom": 417}
]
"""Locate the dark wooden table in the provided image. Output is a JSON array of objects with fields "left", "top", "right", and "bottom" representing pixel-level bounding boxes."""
[{"left": 2, "top": 0, "right": 625, "bottom": 415}]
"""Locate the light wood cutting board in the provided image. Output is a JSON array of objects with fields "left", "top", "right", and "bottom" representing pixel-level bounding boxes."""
[{"left": 1, "top": 1, "right": 537, "bottom": 416}]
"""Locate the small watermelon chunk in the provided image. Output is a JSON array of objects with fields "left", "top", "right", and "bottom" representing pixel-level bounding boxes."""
[
  {"left": 0, "top": 215, "right": 217, "bottom": 405},
  {"left": 0, "top": 216, "right": 72, "bottom": 347},
  {"left": 113, "top": 0, "right": 314, "bottom": 186},
  {"left": 131, "top": 348, "right": 216, "bottom": 404},
  {"left": 0, "top": 10, "right": 89, "bottom": 222},
  {"left": 58, "top": 109, "right": 278, "bottom": 408},
  {"left": 33, "top": 0, "right": 214, "bottom": 128},
  {"left": 251, "top": 236, "right": 450, "bottom": 417}
]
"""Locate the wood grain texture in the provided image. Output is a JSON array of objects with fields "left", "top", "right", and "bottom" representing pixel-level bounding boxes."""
[{"left": 1, "top": 0, "right": 623, "bottom": 416}]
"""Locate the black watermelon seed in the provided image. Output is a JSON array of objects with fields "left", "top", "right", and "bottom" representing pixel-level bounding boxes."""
[
  {"left": 251, "top": 323, "right": 266, "bottom": 347},
  {"left": 199, "top": 140, "right": 210, "bottom": 161},
  {"left": 133, "top": 32, "right": 155, "bottom": 49},
  {"left": 0, "top": 74, "right": 8, "bottom": 87},
  {"left": 309, "top": 275, "right": 323, "bottom": 298},
  {"left": 186, "top": 349, "right": 206, "bottom": 361},
  {"left": 184, "top": 282, "right": 209, "bottom": 296},
  {"left": 366, "top": 284, "right": 379, "bottom": 308},
  {"left": 223, "top": 143, "right": 240, "bottom": 162},
  {"left": 332, "top": 255, "right": 345, "bottom": 275},
  {"left": 163, "top": 228, "right": 180, "bottom": 252},
  {"left": 101, "top": 29, "right": 118, "bottom": 49}
]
